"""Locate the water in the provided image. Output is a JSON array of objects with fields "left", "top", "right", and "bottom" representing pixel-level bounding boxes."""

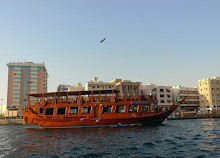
[{"left": 0, "top": 119, "right": 219, "bottom": 158}]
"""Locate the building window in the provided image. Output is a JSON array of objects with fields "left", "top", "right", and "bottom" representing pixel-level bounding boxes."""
[
  {"left": 160, "top": 89, "right": 164, "bottom": 92},
  {"left": 160, "top": 94, "right": 164, "bottom": 98},
  {"left": 166, "top": 89, "right": 170, "bottom": 93},
  {"left": 167, "top": 95, "right": 171, "bottom": 98},
  {"left": 160, "top": 100, "right": 165, "bottom": 103}
]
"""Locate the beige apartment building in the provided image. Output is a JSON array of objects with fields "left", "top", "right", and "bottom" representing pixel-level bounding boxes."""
[
  {"left": 85, "top": 77, "right": 115, "bottom": 91},
  {"left": 68, "top": 83, "right": 84, "bottom": 91},
  {"left": 141, "top": 84, "right": 173, "bottom": 108},
  {"left": 110, "top": 79, "right": 141, "bottom": 99},
  {"left": 198, "top": 77, "right": 220, "bottom": 112},
  {"left": 172, "top": 85, "right": 199, "bottom": 112}
]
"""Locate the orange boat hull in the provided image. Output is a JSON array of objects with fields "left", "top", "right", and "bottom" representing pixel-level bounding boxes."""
[{"left": 22, "top": 105, "right": 178, "bottom": 128}]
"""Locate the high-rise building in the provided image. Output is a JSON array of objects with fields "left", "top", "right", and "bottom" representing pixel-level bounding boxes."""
[
  {"left": 7, "top": 62, "right": 48, "bottom": 110},
  {"left": 198, "top": 77, "right": 220, "bottom": 112}
]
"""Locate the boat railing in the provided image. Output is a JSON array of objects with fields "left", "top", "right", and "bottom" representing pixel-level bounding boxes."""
[{"left": 28, "top": 95, "right": 154, "bottom": 106}]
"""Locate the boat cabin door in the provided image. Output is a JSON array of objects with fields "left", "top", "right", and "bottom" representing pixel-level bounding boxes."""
[{"left": 93, "top": 104, "right": 101, "bottom": 119}]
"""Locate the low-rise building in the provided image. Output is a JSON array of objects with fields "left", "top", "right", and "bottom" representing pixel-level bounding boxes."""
[
  {"left": 85, "top": 77, "right": 115, "bottom": 91},
  {"left": 68, "top": 83, "right": 84, "bottom": 91},
  {"left": 110, "top": 79, "right": 141, "bottom": 99},
  {"left": 172, "top": 85, "right": 199, "bottom": 112},
  {"left": 57, "top": 85, "right": 70, "bottom": 92},
  {"left": 141, "top": 84, "right": 173, "bottom": 108}
]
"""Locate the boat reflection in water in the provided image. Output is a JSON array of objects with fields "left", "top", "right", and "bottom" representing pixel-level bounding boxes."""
[{"left": 22, "top": 90, "right": 184, "bottom": 128}]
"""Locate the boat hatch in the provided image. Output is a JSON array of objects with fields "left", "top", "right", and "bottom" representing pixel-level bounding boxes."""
[
  {"left": 57, "top": 108, "right": 66, "bottom": 115},
  {"left": 45, "top": 108, "right": 54, "bottom": 115},
  {"left": 69, "top": 107, "right": 78, "bottom": 114},
  {"left": 82, "top": 107, "right": 91, "bottom": 114},
  {"left": 115, "top": 105, "right": 125, "bottom": 113},
  {"left": 102, "top": 106, "right": 112, "bottom": 113}
]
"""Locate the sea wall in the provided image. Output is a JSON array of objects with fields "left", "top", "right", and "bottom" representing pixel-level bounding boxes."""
[
  {"left": 0, "top": 118, "right": 24, "bottom": 125},
  {"left": 174, "top": 113, "right": 220, "bottom": 119}
]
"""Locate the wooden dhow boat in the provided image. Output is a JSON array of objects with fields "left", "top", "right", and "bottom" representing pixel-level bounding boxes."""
[{"left": 22, "top": 90, "right": 183, "bottom": 128}]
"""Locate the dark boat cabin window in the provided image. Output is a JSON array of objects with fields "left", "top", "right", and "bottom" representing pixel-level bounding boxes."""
[
  {"left": 102, "top": 106, "right": 112, "bottom": 113},
  {"left": 82, "top": 107, "right": 91, "bottom": 114},
  {"left": 45, "top": 108, "right": 54, "bottom": 115},
  {"left": 69, "top": 107, "right": 78, "bottom": 114},
  {"left": 141, "top": 105, "right": 148, "bottom": 112},
  {"left": 133, "top": 105, "right": 138, "bottom": 112},
  {"left": 128, "top": 105, "right": 133, "bottom": 113},
  {"left": 115, "top": 105, "right": 125, "bottom": 113},
  {"left": 57, "top": 108, "right": 66, "bottom": 115},
  {"left": 39, "top": 108, "right": 43, "bottom": 114}
]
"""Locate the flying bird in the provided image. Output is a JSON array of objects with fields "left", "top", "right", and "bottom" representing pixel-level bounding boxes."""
[{"left": 100, "top": 38, "right": 106, "bottom": 43}]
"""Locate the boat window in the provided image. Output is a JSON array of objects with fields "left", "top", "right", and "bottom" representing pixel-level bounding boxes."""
[
  {"left": 45, "top": 108, "right": 54, "bottom": 115},
  {"left": 69, "top": 107, "right": 78, "bottom": 114},
  {"left": 39, "top": 108, "right": 43, "bottom": 114},
  {"left": 82, "top": 106, "right": 91, "bottom": 114},
  {"left": 115, "top": 105, "right": 125, "bottom": 113},
  {"left": 141, "top": 105, "right": 148, "bottom": 112},
  {"left": 133, "top": 105, "right": 138, "bottom": 112},
  {"left": 128, "top": 105, "right": 133, "bottom": 113},
  {"left": 102, "top": 106, "right": 112, "bottom": 113},
  {"left": 57, "top": 108, "right": 66, "bottom": 115}
]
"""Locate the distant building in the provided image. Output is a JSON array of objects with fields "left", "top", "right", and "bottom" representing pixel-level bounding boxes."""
[
  {"left": 110, "top": 79, "right": 141, "bottom": 98},
  {"left": 7, "top": 62, "right": 48, "bottom": 110},
  {"left": 155, "top": 85, "right": 173, "bottom": 107},
  {"left": 85, "top": 77, "right": 115, "bottom": 91},
  {"left": 68, "top": 83, "right": 84, "bottom": 91},
  {"left": 140, "top": 84, "right": 157, "bottom": 96},
  {"left": 57, "top": 85, "right": 70, "bottom": 92},
  {"left": 172, "top": 85, "right": 199, "bottom": 112},
  {"left": 198, "top": 77, "right": 220, "bottom": 112},
  {"left": 141, "top": 84, "right": 173, "bottom": 108}
]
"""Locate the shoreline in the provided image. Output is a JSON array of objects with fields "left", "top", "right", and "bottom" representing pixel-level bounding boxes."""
[
  {"left": 0, "top": 115, "right": 220, "bottom": 126},
  {"left": 0, "top": 118, "right": 24, "bottom": 125},
  {"left": 170, "top": 113, "right": 220, "bottom": 120}
]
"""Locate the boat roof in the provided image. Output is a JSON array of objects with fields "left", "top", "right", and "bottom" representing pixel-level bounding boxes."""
[{"left": 28, "top": 89, "right": 120, "bottom": 98}]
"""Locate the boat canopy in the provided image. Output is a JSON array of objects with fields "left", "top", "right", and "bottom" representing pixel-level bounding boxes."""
[{"left": 28, "top": 90, "right": 120, "bottom": 98}]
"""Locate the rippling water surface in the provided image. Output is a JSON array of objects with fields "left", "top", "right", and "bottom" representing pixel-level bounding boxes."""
[{"left": 0, "top": 119, "right": 219, "bottom": 158}]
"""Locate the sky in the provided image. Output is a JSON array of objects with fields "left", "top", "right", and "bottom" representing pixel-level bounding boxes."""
[{"left": 0, "top": 0, "right": 220, "bottom": 106}]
